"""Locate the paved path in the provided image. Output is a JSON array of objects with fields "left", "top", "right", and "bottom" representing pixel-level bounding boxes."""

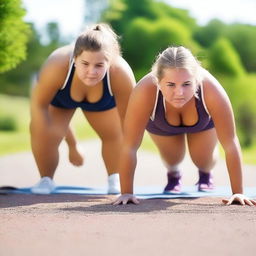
[{"left": 0, "top": 139, "right": 256, "bottom": 256}]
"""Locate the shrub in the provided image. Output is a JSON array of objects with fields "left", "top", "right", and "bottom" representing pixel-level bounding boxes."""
[
  {"left": 0, "top": 115, "right": 17, "bottom": 131},
  {"left": 209, "top": 37, "right": 245, "bottom": 77}
]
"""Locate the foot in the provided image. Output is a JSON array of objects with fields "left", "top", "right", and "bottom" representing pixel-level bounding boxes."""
[
  {"left": 164, "top": 171, "right": 181, "bottom": 193},
  {"left": 31, "top": 177, "right": 55, "bottom": 194},
  {"left": 68, "top": 145, "right": 84, "bottom": 166},
  {"left": 107, "top": 173, "right": 120, "bottom": 194},
  {"left": 196, "top": 170, "right": 214, "bottom": 192}
]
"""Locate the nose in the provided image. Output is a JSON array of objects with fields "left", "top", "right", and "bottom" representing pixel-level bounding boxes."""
[
  {"left": 174, "top": 86, "right": 183, "bottom": 96},
  {"left": 88, "top": 66, "right": 97, "bottom": 75}
]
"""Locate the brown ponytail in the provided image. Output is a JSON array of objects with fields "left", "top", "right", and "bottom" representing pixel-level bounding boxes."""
[{"left": 73, "top": 23, "right": 121, "bottom": 61}]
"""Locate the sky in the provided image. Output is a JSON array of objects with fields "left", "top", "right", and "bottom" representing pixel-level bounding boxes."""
[
  {"left": 22, "top": 0, "right": 256, "bottom": 41},
  {"left": 22, "top": 0, "right": 85, "bottom": 41},
  {"left": 165, "top": 0, "right": 256, "bottom": 26}
]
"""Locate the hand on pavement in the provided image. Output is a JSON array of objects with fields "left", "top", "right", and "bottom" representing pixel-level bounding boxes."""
[
  {"left": 222, "top": 193, "right": 256, "bottom": 206},
  {"left": 112, "top": 194, "right": 140, "bottom": 205}
]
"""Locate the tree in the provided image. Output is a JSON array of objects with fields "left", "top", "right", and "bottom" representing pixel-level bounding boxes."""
[
  {"left": 193, "top": 19, "right": 226, "bottom": 48},
  {"left": 0, "top": 22, "right": 64, "bottom": 96},
  {"left": 0, "top": 0, "right": 31, "bottom": 73},
  {"left": 124, "top": 17, "right": 198, "bottom": 76},
  {"left": 103, "top": 0, "right": 198, "bottom": 35},
  {"left": 103, "top": 0, "right": 201, "bottom": 79},
  {"left": 237, "top": 103, "right": 256, "bottom": 147},
  {"left": 225, "top": 24, "right": 256, "bottom": 72},
  {"left": 208, "top": 37, "right": 245, "bottom": 77}
]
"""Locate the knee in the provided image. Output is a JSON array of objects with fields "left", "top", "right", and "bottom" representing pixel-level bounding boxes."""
[
  {"left": 160, "top": 150, "right": 185, "bottom": 168},
  {"left": 99, "top": 129, "right": 123, "bottom": 144},
  {"left": 191, "top": 151, "right": 218, "bottom": 170}
]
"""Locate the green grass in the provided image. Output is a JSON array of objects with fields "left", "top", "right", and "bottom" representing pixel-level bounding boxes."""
[
  {"left": 0, "top": 94, "right": 256, "bottom": 165},
  {"left": 0, "top": 94, "right": 98, "bottom": 155},
  {"left": 0, "top": 94, "right": 31, "bottom": 155},
  {"left": 242, "top": 144, "right": 256, "bottom": 165}
]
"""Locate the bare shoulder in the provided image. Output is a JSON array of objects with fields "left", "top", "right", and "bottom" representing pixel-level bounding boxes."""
[
  {"left": 136, "top": 73, "right": 157, "bottom": 91},
  {"left": 109, "top": 56, "right": 136, "bottom": 87},
  {"left": 37, "top": 45, "right": 73, "bottom": 89},
  {"left": 201, "top": 68, "right": 229, "bottom": 101},
  {"left": 201, "top": 68, "right": 232, "bottom": 113},
  {"left": 110, "top": 56, "right": 132, "bottom": 72},
  {"left": 41, "top": 45, "right": 73, "bottom": 73},
  {"left": 31, "top": 45, "right": 74, "bottom": 104},
  {"left": 131, "top": 73, "right": 157, "bottom": 105}
]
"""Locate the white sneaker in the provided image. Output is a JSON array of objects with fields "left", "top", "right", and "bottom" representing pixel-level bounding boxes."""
[
  {"left": 31, "top": 177, "right": 55, "bottom": 194},
  {"left": 107, "top": 173, "right": 120, "bottom": 194}
]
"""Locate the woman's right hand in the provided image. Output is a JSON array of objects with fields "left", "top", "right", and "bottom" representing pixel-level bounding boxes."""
[{"left": 112, "top": 194, "right": 140, "bottom": 205}]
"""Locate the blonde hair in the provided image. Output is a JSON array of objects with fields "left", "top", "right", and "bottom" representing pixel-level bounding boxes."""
[
  {"left": 151, "top": 46, "right": 202, "bottom": 85},
  {"left": 73, "top": 23, "right": 120, "bottom": 61}
]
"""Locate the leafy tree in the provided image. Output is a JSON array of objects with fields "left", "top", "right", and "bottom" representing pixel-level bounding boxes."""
[
  {"left": 103, "top": 0, "right": 198, "bottom": 35},
  {"left": 103, "top": 0, "right": 201, "bottom": 79},
  {"left": 46, "top": 22, "right": 61, "bottom": 46},
  {"left": 124, "top": 17, "right": 199, "bottom": 75},
  {"left": 225, "top": 24, "right": 256, "bottom": 72},
  {"left": 208, "top": 37, "right": 245, "bottom": 77},
  {"left": 0, "top": 0, "right": 31, "bottom": 73},
  {"left": 154, "top": 1, "right": 198, "bottom": 32},
  {"left": 217, "top": 74, "right": 256, "bottom": 147},
  {"left": 237, "top": 103, "right": 256, "bottom": 147},
  {"left": 0, "top": 22, "right": 64, "bottom": 96},
  {"left": 193, "top": 19, "right": 226, "bottom": 47},
  {"left": 101, "top": 0, "right": 126, "bottom": 34}
]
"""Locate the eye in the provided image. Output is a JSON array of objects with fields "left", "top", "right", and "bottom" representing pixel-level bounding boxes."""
[
  {"left": 166, "top": 82, "right": 175, "bottom": 87},
  {"left": 183, "top": 82, "right": 191, "bottom": 87}
]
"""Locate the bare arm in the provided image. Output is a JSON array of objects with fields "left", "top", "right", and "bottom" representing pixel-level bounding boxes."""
[
  {"left": 65, "top": 126, "right": 77, "bottom": 147},
  {"left": 30, "top": 46, "right": 70, "bottom": 136},
  {"left": 113, "top": 74, "right": 157, "bottom": 203},
  {"left": 202, "top": 70, "right": 243, "bottom": 194},
  {"left": 110, "top": 56, "right": 136, "bottom": 127}
]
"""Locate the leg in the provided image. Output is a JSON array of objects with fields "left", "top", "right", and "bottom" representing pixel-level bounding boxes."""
[
  {"left": 149, "top": 133, "right": 186, "bottom": 171},
  {"left": 83, "top": 108, "right": 123, "bottom": 193},
  {"left": 187, "top": 128, "right": 218, "bottom": 190},
  {"left": 187, "top": 128, "right": 218, "bottom": 172},
  {"left": 83, "top": 108, "right": 123, "bottom": 176},
  {"left": 30, "top": 106, "right": 75, "bottom": 179},
  {"left": 65, "top": 126, "right": 84, "bottom": 166},
  {"left": 149, "top": 132, "right": 186, "bottom": 192}
]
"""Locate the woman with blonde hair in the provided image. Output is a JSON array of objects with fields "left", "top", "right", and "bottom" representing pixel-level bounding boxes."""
[{"left": 114, "top": 46, "right": 256, "bottom": 206}]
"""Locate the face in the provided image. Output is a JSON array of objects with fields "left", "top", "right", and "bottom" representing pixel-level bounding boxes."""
[
  {"left": 74, "top": 50, "right": 109, "bottom": 86},
  {"left": 158, "top": 68, "right": 197, "bottom": 108}
]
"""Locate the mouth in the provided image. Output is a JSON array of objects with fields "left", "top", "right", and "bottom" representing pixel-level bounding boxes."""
[
  {"left": 86, "top": 77, "right": 97, "bottom": 79},
  {"left": 173, "top": 98, "right": 185, "bottom": 102}
]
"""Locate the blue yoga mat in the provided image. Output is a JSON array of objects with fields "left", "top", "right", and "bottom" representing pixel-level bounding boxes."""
[{"left": 1, "top": 185, "right": 256, "bottom": 199}]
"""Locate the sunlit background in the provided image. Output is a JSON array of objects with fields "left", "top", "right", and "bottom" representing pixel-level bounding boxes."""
[
  {"left": 1, "top": 0, "right": 256, "bottom": 163},
  {"left": 22, "top": 0, "right": 256, "bottom": 41}
]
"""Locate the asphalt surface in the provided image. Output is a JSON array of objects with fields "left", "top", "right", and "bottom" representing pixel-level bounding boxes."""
[{"left": 1, "top": 139, "right": 256, "bottom": 256}]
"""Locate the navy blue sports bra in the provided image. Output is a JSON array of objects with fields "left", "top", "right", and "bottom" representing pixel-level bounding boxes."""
[{"left": 51, "top": 60, "right": 116, "bottom": 111}]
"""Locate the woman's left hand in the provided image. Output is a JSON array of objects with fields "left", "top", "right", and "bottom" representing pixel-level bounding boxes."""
[{"left": 222, "top": 193, "right": 256, "bottom": 206}]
